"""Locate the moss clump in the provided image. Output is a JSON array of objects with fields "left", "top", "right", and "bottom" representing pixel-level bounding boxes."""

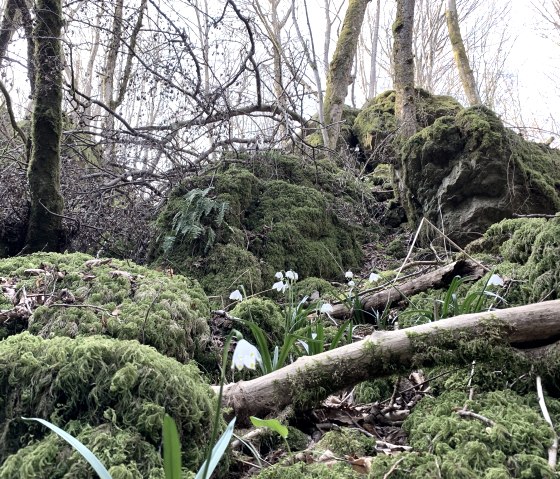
[
  {"left": 353, "top": 89, "right": 462, "bottom": 155},
  {"left": 291, "top": 276, "right": 339, "bottom": 301},
  {"left": 316, "top": 428, "right": 377, "bottom": 457},
  {"left": 199, "top": 243, "right": 264, "bottom": 299},
  {"left": 0, "top": 253, "right": 210, "bottom": 362},
  {"left": 468, "top": 217, "right": 560, "bottom": 304},
  {"left": 0, "top": 333, "right": 221, "bottom": 476},
  {"left": 369, "top": 390, "right": 556, "bottom": 478},
  {"left": 256, "top": 461, "right": 359, "bottom": 479},
  {"left": 153, "top": 154, "right": 370, "bottom": 300},
  {"left": 353, "top": 377, "right": 395, "bottom": 403},
  {"left": 231, "top": 297, "right": 285, "bottom": 343}
]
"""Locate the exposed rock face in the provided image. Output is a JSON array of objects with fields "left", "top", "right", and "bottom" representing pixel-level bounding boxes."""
[{"left": 396, "top": 105, "right": 560, "bottom": 245}]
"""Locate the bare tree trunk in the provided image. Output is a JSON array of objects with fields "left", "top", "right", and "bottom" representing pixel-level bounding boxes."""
[
  {"left": 329, "top": 259, "right": 485, "bottom": 319},
  {"left": 367, "top": 0, "right": 381, "bottom": 100},
  {"left": 393, "top": 0, "right": 416, "bottom": 138},
  {"left": 25, "top": 0, "right": 64, "bottom": 252},
  {"left": 218, "top": 300, "right": 560, "bottom": 418},
  {"left": 323, "top": 0, "right": 370, "bottom": 149},
  {"left": 446, "top": 0, "right": 481, "bottom": 106}
]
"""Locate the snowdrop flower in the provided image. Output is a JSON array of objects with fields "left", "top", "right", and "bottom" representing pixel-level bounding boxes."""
[
  {"left": 488, "top": 273, "right": 504, "bottom": 287},
  {"left": 285, "top": 270, "right": 298, "bottom": 281},
  {"left": 274, "top": 271, "right": 284, "bottom": 280},
  {"left": 320, "top": 303, "right": 334, "bottom": 314},
  {"left": 272, "top": 280, "right": 288, "bottom": 293},
  {"left": 231, "top": 339, "right": 262, "bottom": 370},
  {"left": 369, "top": 272, "right": 381, "bottom": 283},
  {"left": 348, "top": 280, "right": 355, "bottom": 288},
  {"left": 229, "top": 289, "right": 243, "bottom": 301},
  {"left": 345, "top": 271, "right": 354, "bottom": 279}
]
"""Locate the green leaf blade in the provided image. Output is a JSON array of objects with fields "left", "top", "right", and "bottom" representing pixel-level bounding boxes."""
[
  {"left": 163, "top": 414, "right": 182, "bottom": 479},
  {"left": 22, "top": 417, "right": 112, "bottom": 479}
]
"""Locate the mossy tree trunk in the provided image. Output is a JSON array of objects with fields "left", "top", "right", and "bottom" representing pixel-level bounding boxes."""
[
  {"left": 323, "top": 0, "right": 370, "bottom": 150},
  {"left": 393, "top": 0, "right": 416, "bottom": 139},
  {"left": 25, "top": 0, "right": 64, "bottom": 252},
  {"left": 217, "top": 300, "right": 560, "bottom": 419},
  {"left": 446, "top": 0, "right": 481, "bottom": 106}
]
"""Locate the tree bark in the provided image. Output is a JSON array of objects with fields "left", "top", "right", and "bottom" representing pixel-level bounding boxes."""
[
  {"left": 25, "top": 0, "right": 64, "bottom": 252},
  {"left": 329, "top": 259, "right": 486, "bottom": 319},
  {"left": 445, "top": 0, "right": 481, "bottom": 106},
  {"left": 217, "top": 300, "right": 560, "bottom": 419},
  {"left": 323, "top": 0, "right": 370, "bottom": 149},
  {"left": 393, "top": 0, "right": 416, "bottom": 138},
  {"left": 367, "top": 0, "right": 381, "bottom": 100}
]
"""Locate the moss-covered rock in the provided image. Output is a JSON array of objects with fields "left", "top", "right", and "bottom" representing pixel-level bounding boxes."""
[
  {"left": 231, "top": 297, "right": 285, "bottom": 343},
  {"left": 0, "top": 333, "right": 221, "bottom": 477},
  {"left": 368, "top": 390, "right": 557, "bottom": 478},
  {"left": 396, "top": 105, "right": 560, "bottom": 246},
  {"left": 353, "top": 89, "right": 462, "bottom": 164},
  {"left": 467, "top": 217, "right": 560, "bottom": 303},
  {"left": 153, "top": 154, "right": 373, "bottom": 300},
  {"left": 0, "top": 252, "right": 210, "bottom": 362}
]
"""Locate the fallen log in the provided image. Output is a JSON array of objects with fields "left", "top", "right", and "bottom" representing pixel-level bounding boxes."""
[
  {"left": 217, "top": 300, "right": 560, "bottom": 418},
  {"left": 331, "top": 258, "right": 486, "bottom": 319}
]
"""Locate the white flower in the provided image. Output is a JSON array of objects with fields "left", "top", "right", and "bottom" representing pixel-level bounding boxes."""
[
  {"left": 345, "top": 271, "right": 354, "bottom": 279},
  {"left": 488, "top": 273, "right": 504, "bottom": 287},
  {"left": 274, "top": 271, "right": 284, "bottom": 280},
  {"left": 348, "top": 280, "right": 355, "bottom": 288},
  {"left": 320, "top": 303, "right": 334, "bottom": 314},
  {"left": 285, "top": 270, "right": 298, "bottom": 281},
  {"left": 272, "top": 280, "right": 288, "bottom": 293},
  {"left": 229, "top": 289, "right": 243, "bottom": 301},
  {"left": 369, "top": 272, "right": 381, "bottom": 282},
  {"left": 231, "top": 339, "right": 262, "bottom": 370}
]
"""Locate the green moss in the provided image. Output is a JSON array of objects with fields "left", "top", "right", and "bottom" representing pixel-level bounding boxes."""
[
  {"left": 256, "top": 461, "right": 359, "bottom": 479},
  {"left": 368, "top": 390, "right": 557, "bottom": 478},
  {"left": 199, "top": 244, "right": 264, "bottom": 298},
  {"left": 0, "top": 333, "right": 221, "bottom": 476},
  {"left": 353, "top": 377, "right": 395, "bottom": 403},
  {"left": 0, "top": 253, "right": 211, "bottom": 362},
  {"left": 316, "top": 428, "right": 376, "bottom": 457},
  {"left": 231, "top": 297, "right": 285, "bottom": 343},
  {"left": 468, "top": 217, "right": 560, "bottom": 303},
  {"left": 353, "top": 89, "right": 462, "bottom": 154},
  {"left": 396, "top": 103, "right": 560, "bottom": 245},
  {"left": 291, "top": 277, "right": 339, "bottom": 301},
  {"left": 151, "top": 154, "right": 370, "bottom": 300}
]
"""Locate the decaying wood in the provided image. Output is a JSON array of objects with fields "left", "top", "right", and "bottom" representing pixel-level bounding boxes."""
[
  {"left": 216, "top": 300, "right": 560, "bottom": 418},
  {"left": 331, "top": 259, "right": 485, "bottom": 319}
]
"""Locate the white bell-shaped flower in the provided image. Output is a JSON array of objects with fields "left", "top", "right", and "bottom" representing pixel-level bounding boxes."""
[{"left": 231, "top": 339, "right": 262, "bottom": 370}]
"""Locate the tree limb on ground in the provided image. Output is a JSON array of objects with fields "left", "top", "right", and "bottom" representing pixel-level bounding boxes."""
[
  {"left": 331, "top": 259, "right": 486, "bottom": 319},
  {"left": 216, "top": 300, "right": 560, "bottom": 418}
]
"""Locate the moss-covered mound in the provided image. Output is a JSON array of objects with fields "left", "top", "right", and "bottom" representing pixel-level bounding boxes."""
[
  {"left": 353, "top": 89, "right": 462, "bottom": 158},
  {"left": 397, "top": 106, "right": 560, "bottom": 245},
  {"left": 0, "top": 252, "right": 210, "bottom": 362},
  {"left": 0, "top": 333, "right": 219, "bottom": 477},
  {"left": 467, "top": 217, "right": 560, "bottom": 304},
  {"left": 153, "top": 153, "right": 378, "bottom": 299},
  {"left": 368, "top": 390, "right": 557, "bottom": 478}
]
